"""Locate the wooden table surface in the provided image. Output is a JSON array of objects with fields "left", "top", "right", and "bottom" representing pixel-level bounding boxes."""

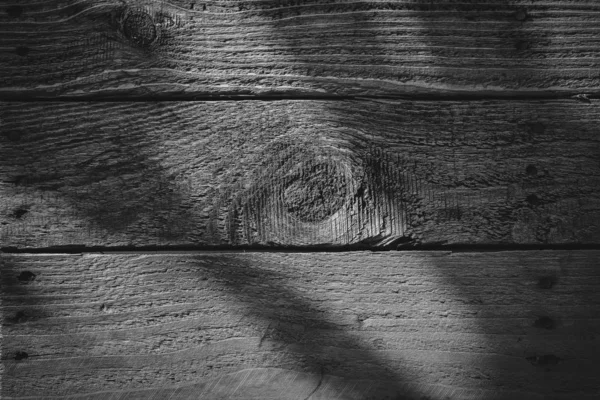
[{"left": 1, "top": 1, "right": 599, "bottom": 399}]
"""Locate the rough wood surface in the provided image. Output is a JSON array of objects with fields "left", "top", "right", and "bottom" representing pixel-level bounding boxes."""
[
  {"left": 1, "top": 251, "right": 599, "bottom": 399},
  {"left": 1, "top": 100, "right": 599, "bottom": 248},
  {"left": 1, "top": 0, "right": 600, "bottom": 98}
]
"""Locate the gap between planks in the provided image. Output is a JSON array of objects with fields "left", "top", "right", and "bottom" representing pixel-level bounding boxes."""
[
  {"left": 1, "top": 92, "right": 599, "bottom": 102},
  {"left": 3, "top": 243, "right": 600, "bottom": 255}
]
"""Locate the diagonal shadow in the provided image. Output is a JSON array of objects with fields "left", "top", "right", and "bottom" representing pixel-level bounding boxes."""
[
  {"left": 0, "top": 109, "right": 421, "bottom": 398},
  {"left": 0, "top": 105, "right": 423, "bottom": 399},
  {"left": 0, "top": 102, "right": 200, "bottom": 246},
  {"left": 190, "top": 253, "right": 420, "bottom": 399},
  {"left": 1, "top": 1, "right": 598, "bottom": 399},
  {"left": 232, "top": 2, "right": 600, "bottom": 398}
]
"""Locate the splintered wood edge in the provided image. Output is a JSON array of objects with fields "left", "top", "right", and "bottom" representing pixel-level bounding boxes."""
[
  {"left": 1, "top": 251, "right": 599, "bottom": 399},
  {"left": 1, "top": 0, "right": 600, "bottom": 97}
]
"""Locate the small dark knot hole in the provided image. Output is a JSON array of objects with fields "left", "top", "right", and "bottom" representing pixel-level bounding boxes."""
[
  {"left": 10, "top": 175, "right": 25, "bottom": 185},
  {"left": 6, "top": 5, "right": 23, "bottom": 17},
  {"left": 525, "top": 164, "right": 538, "bottom": 176},
  {"left": 14, "top": 310, "right": 27, "bottom": 323},
  {"left": 14, "top": 351, "right": 28, "bottom": 361},
  {"left": 15, "top": 46, "right": 30, "bottom": 57},
  {"left": 6, "top": 131, "right": 21, "bottom": 142},
  {"left": 14, "top": 207, "right": 28, "bottom": 219},
  {"left": 526, "top": 194, "right": 540, "bottom": 207},
  {"left": 527, "top": 121, "right": 545, "bottom": 135},
  {"left": 17, "top": 271, "right": 36, "bottom": 283},
  {"left": 515, "top": 40, "right": 529, "bottom": 51},
  {"left": 526, "top": 354, "right": 561, "bottom": 366},
  {"left": 514, "top": 9, "right": 528, "bottom": 21},
  {"left": 534, "top": 316, "right": 555, "bottom": 330},
  {"left": 538, "top": 276, "right": 556, "bottom": 289}
]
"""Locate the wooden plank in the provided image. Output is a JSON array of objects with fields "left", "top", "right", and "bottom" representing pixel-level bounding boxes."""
[
  {"left": 1, "top": 99, "right": 599, "bottom": 248},
  {"left": 1, "top": 251, "right": 599, "bottom": 399},
  {"left": 1, "top": 0, "right": 600, "bottom": 98}
]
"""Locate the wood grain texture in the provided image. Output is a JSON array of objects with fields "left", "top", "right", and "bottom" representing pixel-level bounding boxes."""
[
  {"left": 1, "top": 251, "right": 599, "bottom": 399},
  {"left": 1, "top": 0, "right": 600, "bottom": 98},
  {"left": 2, "top": 99, "right": 599, "bottom": 248}
]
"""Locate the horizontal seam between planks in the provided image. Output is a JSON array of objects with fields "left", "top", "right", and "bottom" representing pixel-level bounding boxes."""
[
  {"left": 1, "top": 91, "right": 600, "bottom": 102},
  {"left": 2, "top": 243, "right": 600, "bottom": 254}
]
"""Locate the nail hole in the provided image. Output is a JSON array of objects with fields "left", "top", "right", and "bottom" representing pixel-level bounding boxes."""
[
  {"left": 14, "top": 310, "right": 27, "bottom": 322},
  {"left": 525, "top": 164, "right": 538, "bottom": 176},
  {"left": 13, "top": 207, "right": 28, "bottom": 219},
  {"left": 6, "top": 131, "right": 21, "bottom": 142},
  {"left": 14, "top": 351, "right": 29, "bottom": 361},
  {"left": 538, "top": 276, "right": 556, "bottom": 289},
  {"left": 356, "top": 314, "right": 368, "bottom": 327},
  {"left": 526, "top": 121, "right": 545, "bottom": 135},
  {"left": 526, "top": 354, "right": 561, "bottom": 366},
  {"left": 10, "top": 175, "right": 25, "bottom": 185},
  {"left": 15, "top": 46, "right": 30, "bottom": 57},
  {"left": 17, "top": 271, "right": 36, "bottom": 283},
  {"left": 6, "top": 5, "right": 23, "bottom": 18},
  {"left": 515, "top": 40, "right": 530, "bottom": 51},
  {"left": 514, "top": 8, "right": 528, "bottom": 21},
  {"left": 526, "top": 194, "right": 540, "bottom": 207},
  {"left": 534, "top": 316, "right": 555, "bottom": 330}
]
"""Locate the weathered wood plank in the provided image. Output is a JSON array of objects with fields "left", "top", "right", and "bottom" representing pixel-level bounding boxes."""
[
  {"left": 1, "top": 251, "right": 599, "bottom": 399},
  {"left": 1, "top": 100, "right": 599, "bottom": 248},
  {"left": 1, "top": 0, "right": 600, "bottom": 97}
]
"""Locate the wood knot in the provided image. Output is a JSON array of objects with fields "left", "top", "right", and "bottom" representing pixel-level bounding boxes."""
[
  {"left": 14, "top": 351, "right": 28, "bottom": 361},
  {"left": 219, "top": 137, "right": 360, "bottom": 244},
  {"left": 122, "top": 10, "right": 158, "bottom": 47},
  {"left": 17, "top": 271, "right": 36, "bottom": 283},
  {"left": 283, "top": 161, "right": 348, "bottom": 222}
]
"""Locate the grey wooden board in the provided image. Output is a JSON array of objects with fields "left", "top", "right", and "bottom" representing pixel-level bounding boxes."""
[
  {"left": 1, "top": 251, "right": 599, "bottom": 399},
  {"left": 1, "top": 100, "right": 599, "bottom": 248},
  {"left": 1, "top": 0, "right": 600, "bottom": 98}
]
